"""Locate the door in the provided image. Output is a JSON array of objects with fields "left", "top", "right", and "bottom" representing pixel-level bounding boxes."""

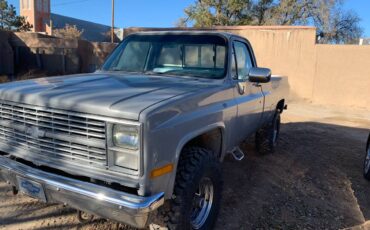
[{"left": 231, "top": 40, "right": 264, "bottom": 143}]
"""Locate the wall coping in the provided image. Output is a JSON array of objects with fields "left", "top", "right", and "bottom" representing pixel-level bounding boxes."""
[{"left": 125, "top": 26, "right": 317, "bottom": 31}]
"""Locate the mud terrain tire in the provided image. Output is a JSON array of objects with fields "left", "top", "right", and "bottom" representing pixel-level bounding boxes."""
[
  {"left": 164, "top": 147, "right": 222, "bottom": 230},
  {"left": 255, "top": 111, "right": 281, "bottom": 154}
]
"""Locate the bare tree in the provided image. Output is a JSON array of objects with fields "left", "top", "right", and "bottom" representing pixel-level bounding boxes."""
[
  {"left": 308, "top": 0, "right": 363, "bottom": 44},
  {"left": 53, "top": 24, "right": 84, "bottom": 40}
]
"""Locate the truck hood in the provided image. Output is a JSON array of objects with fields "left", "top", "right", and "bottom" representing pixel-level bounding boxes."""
[{"left": 0, "top": 73, "right": 213, "bottom": 120}]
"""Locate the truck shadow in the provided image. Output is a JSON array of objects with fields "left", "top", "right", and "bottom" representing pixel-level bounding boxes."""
[{"left": 219, "top": 121, "right": 370, "bottom": 229}]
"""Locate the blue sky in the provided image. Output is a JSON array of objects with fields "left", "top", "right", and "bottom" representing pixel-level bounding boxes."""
[{"left": 7, "top": 0, "right": 370, "bottom": 37}]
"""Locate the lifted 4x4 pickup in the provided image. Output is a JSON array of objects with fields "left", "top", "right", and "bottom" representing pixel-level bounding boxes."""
[{"left": 0, "top": 31, "right": 288, "bottom": 229}]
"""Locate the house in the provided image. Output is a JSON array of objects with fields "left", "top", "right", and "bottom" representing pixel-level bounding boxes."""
[{"left": 19, "top": 0, "right": 120, "bottom": 42}]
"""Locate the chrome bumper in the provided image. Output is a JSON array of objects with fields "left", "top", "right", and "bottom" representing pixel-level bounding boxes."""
[{"left": 0, "top": 156, "right": 164, "bottom": 228}]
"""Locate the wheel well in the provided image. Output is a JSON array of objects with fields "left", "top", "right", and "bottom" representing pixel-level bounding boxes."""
[
  {"left": 183, "top": 128, "right": 223, "bottom": 159},
  {"left": 276, "top": 99, "right": 285, "bottom": 113}
]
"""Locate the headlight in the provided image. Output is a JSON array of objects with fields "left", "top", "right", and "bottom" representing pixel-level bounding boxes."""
[
  {"left": 111, "top": 124, "right": 140, "bottom": 171},
  {"left": 113, "top": 151, "right": 138, "bottom": 170},
  {"left": 112, "top": 125, "right": 140, "bottom": 150}
]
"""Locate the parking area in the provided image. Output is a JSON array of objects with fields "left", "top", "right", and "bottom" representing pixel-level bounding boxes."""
[{"left": 0, "top": 102, "right": 369, "bottom": 230}]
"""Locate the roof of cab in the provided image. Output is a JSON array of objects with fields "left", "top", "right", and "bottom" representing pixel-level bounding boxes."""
[{"left": 128, "top": 30, "right": 241, "bottom": 40}]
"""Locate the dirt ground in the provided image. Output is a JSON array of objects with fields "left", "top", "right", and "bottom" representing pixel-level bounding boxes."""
[{"left": 0, "top": 102, "right": 370, "bottom": 230}]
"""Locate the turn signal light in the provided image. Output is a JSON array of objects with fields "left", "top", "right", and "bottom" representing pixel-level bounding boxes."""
[{"left": 150, "top": 163, "right": 174, "bottom": 179}]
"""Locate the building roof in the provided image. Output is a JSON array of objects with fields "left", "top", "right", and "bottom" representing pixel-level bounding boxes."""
[{"left": 51, "top": 13, "right": 111, "bottom": 42}]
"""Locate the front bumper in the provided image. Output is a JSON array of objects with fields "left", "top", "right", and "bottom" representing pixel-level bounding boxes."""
[{"left": 0, "top": 156, "right": 164, "bottom": 228}]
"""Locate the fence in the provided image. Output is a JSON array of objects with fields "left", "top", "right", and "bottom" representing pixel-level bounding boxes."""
[
  {"left": 0, "top": 31, "right": 14, "bottom": 76},
  {"left": 0, "top": 31, "right": 116, "bottom": 80}
]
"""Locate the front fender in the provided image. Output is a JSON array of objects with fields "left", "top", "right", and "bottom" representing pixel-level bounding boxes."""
[
  {"left": 140, "top": 84, "right": 236, "bottom": 199},
  {"left": 174, "top": 122, "right": 226, "bottom": 160},
  {"left": 163, "top": 123, "right": 226, "bottom": 198}
]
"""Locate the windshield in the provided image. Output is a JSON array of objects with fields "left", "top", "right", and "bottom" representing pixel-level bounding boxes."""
[{"left": 102, "top": 34, "right": 228, "bottom": 79}]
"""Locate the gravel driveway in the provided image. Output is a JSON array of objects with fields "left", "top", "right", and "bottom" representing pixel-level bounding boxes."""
[{"left": 1, "top": 103, "right": 370, "bottom": 230}]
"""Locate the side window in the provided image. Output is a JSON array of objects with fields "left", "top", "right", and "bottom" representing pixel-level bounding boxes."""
[{"left": 233, "top": 41, "right": 253, "bottom": 80}]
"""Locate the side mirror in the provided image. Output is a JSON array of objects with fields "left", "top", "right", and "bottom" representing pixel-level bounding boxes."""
[{"left": 248, "top": 67, "right": 271, "bottom": 83}]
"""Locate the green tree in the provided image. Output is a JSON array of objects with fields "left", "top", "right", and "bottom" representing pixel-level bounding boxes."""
[
  {"left": 179, "top": 0, "right": 253, "bottom": 27},
  {"left": 179, "top": 0, "right": 363, "bottom": 44},
  {"left": 266, "top": 0, "right": 312, "bottom": 25},
  {"left": 0, "top": 0, "right": 32, "bottom": 31},
  {"left": 251, "top": 0, "right": 274, "bottom": 25}
]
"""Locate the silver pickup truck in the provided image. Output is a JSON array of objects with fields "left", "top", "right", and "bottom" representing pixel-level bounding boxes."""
[{"left": 0, "top": 31, "right": 288, "bottom": 229}]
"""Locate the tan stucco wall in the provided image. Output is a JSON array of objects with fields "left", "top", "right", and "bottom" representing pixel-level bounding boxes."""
[
  {"left": 124, "top": 26, "right": 370, "bottom": 110},
  {"left": 313, "top": 45, "right": 370, "bottom": 109}
]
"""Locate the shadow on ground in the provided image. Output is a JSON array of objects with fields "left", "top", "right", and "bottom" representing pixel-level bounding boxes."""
[
  {"left": 0, "top": 121, "right": 369, "bottom": 230},
  {"left": 218, "top": 121, "right": 369, "bottom": 230}
]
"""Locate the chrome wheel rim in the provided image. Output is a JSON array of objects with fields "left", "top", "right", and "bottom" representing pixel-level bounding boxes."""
[
  {"left": 191, "top": 177, "right": 214, "bottom": 229},
  {"left": 365, "top": 148, "right": 370, "bottom": 174}
]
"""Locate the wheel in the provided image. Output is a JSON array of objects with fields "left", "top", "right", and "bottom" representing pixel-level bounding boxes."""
[
  {"left": 255, "top": 111, "right": 281, "bottom": 154},
  {"left": 364, "top": 143, "right": 370, "bottom": 180},
  {"left": 164, "top": 147, "right": 223, "bottom": 230}
]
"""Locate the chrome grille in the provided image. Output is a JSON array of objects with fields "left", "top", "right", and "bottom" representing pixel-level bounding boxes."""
[{"left": 0, "top": 101, "right": 107, "bottom": 167}]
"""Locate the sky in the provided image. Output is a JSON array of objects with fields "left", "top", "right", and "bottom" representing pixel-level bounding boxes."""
[{"left": 6, "top": 0, "right": 370, "bottom": 37}]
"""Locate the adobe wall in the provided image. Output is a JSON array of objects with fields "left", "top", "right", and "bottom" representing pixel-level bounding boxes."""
[
  {"left": 6, "top": 32, "right": 116, "bottom": 77},
  {"left": 313, "top": 45, "right": 370, "bottom": 109}
]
